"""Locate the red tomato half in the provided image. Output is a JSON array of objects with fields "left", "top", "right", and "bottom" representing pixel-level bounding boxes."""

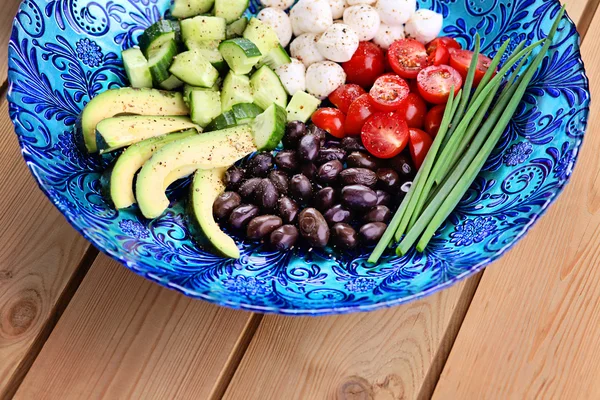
[
  {"left": 409, "top": 128, "right": 433, "bottom": 169},
  {"left": 387, "top": 39, "right": 429, "bottom": 79},
  {"left": 368, "top": 74, "right": 410, "bottom": 112},
  {"left": 312, "top": 108, "right": 346, "bottom": 139},
  {"left": 424, "top": 105, "right": 445, "bottom": 137},
  {"left": 342, "top": 42, "right": 386, "bottom": 88},
  {"left": 427, "top": 37, "right": 461, "bottom": 51},
  {"left": 329, "top": 84, "right": 367, "bottom": 113},
  {"left": 427, "top": 44, "right": 450, "bottom": 66},
  {"left": 417, "top": 65, "right": 463, "bottom": 104},
  {"left": 361, "top": 112, "right": 409, "bottom": 159},
  {"left": 345, "top": 94, "right": 376, "bottom": 136},
  {"left": 449, "top": 48, "right": 495, "bottom": 86},
  {"left": 397, "top": 93, "right": 428, "bottom": 129}
]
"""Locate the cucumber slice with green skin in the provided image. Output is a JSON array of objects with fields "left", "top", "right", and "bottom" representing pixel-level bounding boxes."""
[
  {"left": 171, "top": 0, "right": 215, "bottom": 19},
  {"left": 219, "top": 38, "right": 262, "bottom": 75},
  {"left": 159, "top": 74, "right": 184, "bottom": 90},
  {"left": 138, "top": 20, "right": 181, "bottom": 57},
  {"left": 185, "top": 39, "right": 221, "bottom": 50},
  {"left": 214, "top": 0, "right": 249, "bottom": 24},
  {"left": 221, "top": 71, "right": 254, "bottom": 112},
  {"left": 122, "top": 48, "right": 153, "bottom": 88},
  {"left": 258, "top": 45, "right": 292, "bottom": 70},
  {"left": 96, "top": 116, "right": 201, "bottom": 154},
  {"left": 232, "top": 103, "right": 264, "bottom": 124},
  {"left": 252, "top": 103, "right": 287, "bottom": 151},
  {"left": 227, "top": 17, "right": 248, "bottom": 39},
  {"left": 286, "top": 91, "right": 321, "bottom": 123},
  {"left": 205, "top": 110, "right": 237, "bottom": 132},
  {"left": 148, "top": 40, "right": 178, "bottom": 84},
  {"left": 189, "top": 168, "right": 240, "bottom": 259},
  {"left": 243, "top": 18, "right": 280, "bottom": 59},
  {"left": 109, "top": 129, "right": 198, "bottom": 209},
  {"left": 190, "top": 89, "right": 222, "bottom": 128},
  {"left": 250, "top": 65, "right": 288, "bottom": 110},
  {"left": 181, "top": 16, "right": 227, "bottom": 42},
  {"left": 170, "top": 50, "right": 220, "bottom": 87},
  {"left": 196, "top": 47, "right": 228, "bottom": 73}
]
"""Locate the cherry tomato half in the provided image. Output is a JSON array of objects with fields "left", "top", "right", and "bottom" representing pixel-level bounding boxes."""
[
  {"left": 345, "top": 94, "right": 376, "bottom": 136},
  {"left": 449, "top": 48, "right": 495, "bottom": 86},
  {"left": 342, "top": 42, "right": 386, "bottom": 89},
  {"left": 426, "top": 42, "right": 450, "bottom": 66},
  {"left": 397, "top": 93, "right": 428, "bottom": 129},
  {"left": 368, "top": 74, "right": 410, "bottom": 112},
  {"left": 427, "top": 37, "right": 461, "bottom": 51},
  {"left": 409, "top": 128, "right": 433, "bottom": 169},
  {"left": 312, "top": 108, "right": 346, "bottom": 139},
  {"left": 417, "top": 65, "right": 463, "bottom": 105},
  {"left": 361, "top": 112, "right": 409, "bottom": 159},
  {"left": 408, "top": 79, "right": 420, "bottom": 94},
  {"left": 424, "top": 105, "right": 445, "bottom": 137},
  {"left": 387, "top": 39, "right": 429, "bottom": 79},
  {"left": 329, "top": 84, "right": 367, "bottom": 114}
]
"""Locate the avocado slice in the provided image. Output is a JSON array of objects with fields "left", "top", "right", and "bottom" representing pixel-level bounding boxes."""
[
  {"left": 136, "top": 125, "right": 257, "bottom": 219},
  {"left": 108, "top": 129, "right": 198, "bottom": 209},
  {"left": 189, "top": 168, "right": 240, "bottom": 259},
  {"left": 80, "top": 88, "right": 189, "bottom": 153},
  {"left": 96, "top": 115, "right": 201, "bottom": 154}
]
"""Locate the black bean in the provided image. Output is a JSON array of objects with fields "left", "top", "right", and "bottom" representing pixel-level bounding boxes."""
[
  {"left": 238, "top": 178, "right": 261, "bottom": 200},
  {"left": 314, "top": 187, "right": 336, "bottom": 212},
  {"left": 283, "top": 121, "right": 306, "bottom": 149},
  {"left": 268, "top": 170, "right": 289, "bottom": 195},
  {"left": 332, "top": 223, "right": 358, "bottom": 249},
  {"left": 341, "top": 185, "right": 378, "bottom": 209},
  {"left": 341, "top": 136, "right": 366, "bottom": 152},
  {"left": 376, "top": 190, "right": 392, "bottom": 206},
  {"left": 389, "top": 153, "right": 415, "bottom": 179},
  {"left": 298, "top": 134, "right": 320, "bottom": 162},
  {"left": 324, "top": 204, "right": 354, "bottom": 225},
  {"left": 363, "top": 205, "right": 391, "bottom": 223},
  {"left": 347, "top": 152, "right": 381, "bottom": 170},
  {"left": 316, "top": 148, "right": 346, "bottom": 164},
  {"left": 270, "top": 225, "right": 299, "bottom": 251},
  {"left": 224, "top": 166, "right": 245, "bottom": 191},
  {"left": 256, "top": 179, "right": 279, "bottom": 211},
  {"left": 229, "top": 204, "right": 260, "bottom": 229},
  {"left": 247, "top": 152, "right": 273, "bottom": 177},
  {"left": 376, "top": 168, "right": 400, "bottom": 191},
  {"left": 275, "top": 150, "right": 300, "bottom": 172},
  {"left": 213, "top": 192, "right": 242, "bottom": 220},
  {"left": 247, "top": 215, "right": 283, "bottom": 240},
  {"left": 298, "top": 208, "right": 330, "bottom": 248},
  {"left": 290, "top": 174, "right": 313, "bottom": 203},
  {"left": 301, "top": 163, "right": 318, "bottom": 179},
  {"left": 307, "top": 125, "right": 327, "bottom": 145},
  {"left": 340, "top": 168, "right": 378, "bottom": 188},
  {"left": 317, "top": 160, "right": 343, "bottom": 184},
  {"left": 359, "top": 222, "right": 387, "bottom": 243},
  {"left": 277, "top": 196, "right": 300, "bottom": 224}
]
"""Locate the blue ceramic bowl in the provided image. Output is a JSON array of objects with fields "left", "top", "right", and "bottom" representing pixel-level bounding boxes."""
[{"left": 8, "top": 0, "right": 589, "bottom": 315}]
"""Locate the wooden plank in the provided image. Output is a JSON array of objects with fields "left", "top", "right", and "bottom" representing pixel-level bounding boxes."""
[
  {"left": 432, "top": 5, "right": 600, "bottom": 400},
  {"left": 0, "top": 0, "right": 21, "bottom": 86},
  {"left": 13, "top": 255, "right": 259, "bottom": 400}
]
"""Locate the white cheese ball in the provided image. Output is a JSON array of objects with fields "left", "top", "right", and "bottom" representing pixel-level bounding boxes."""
[
  {"left": 289, "top": 0, "right": 334, "bottom": 34},
  {"left": 276, "top": 58, "right": 306, "bottom": 95},
  {"left": 343, "top": 5, "right": 381, "bottom": 41},
  {"left": 290, "top": 33, "right": 326, "bottom": 67},
  {"left": 290, "top": 12, "right": 305, "bottom": 36},
  {"left": 376, "top": 0, "right": 416, "bottom": 26},
  {"left": 316, "top": 24, "right": 359, "bottom": 63},
  {"left": 373, "top": 23, "right": 405, "bottom": 50},
  {"left": 328, "top": 0, "right": 348, "bottom": 20},
  {"left": 260, "top": 0, "right": 295, "bottom": 9},
  {"left": 257, "top": 7, "right": 293, "bottom": 48},
  {"left": 347, "top": 0, "right": 376, "bottom": 4},
  {"left": 306, "top": 61, "right": 347, "bottom": 99},
  {"left": 404, "top": 9, "right": 444, "bottom": 44}
]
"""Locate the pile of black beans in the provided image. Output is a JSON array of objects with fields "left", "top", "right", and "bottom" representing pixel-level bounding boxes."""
[{"left": 212, "top": 121, "right": 415, "bottom": 251}]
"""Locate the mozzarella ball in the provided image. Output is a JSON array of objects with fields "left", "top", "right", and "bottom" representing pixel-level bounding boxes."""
[
  {"left": 260, "top": 0, "right": 295, "bottom": 9},
  {"left": 257, "top": 8, "right": 293, "bottom": 47},
  {"left": 276, "top": 58, "right": 306, "bottom": 95},
  {"left": 376, "top": 0, "right": 416, "bottom": 26},
  {"left": 343, "top": 5, "right": 381, "bottom": 41},
  {"left": 404, "top": 9, "right": 444, "bottom": 44},
  {"left": 347, "top": 0, "right": 376, "bottom": 4},
  {"left": 306, "top": 61, "right": 347, "bottom": 99},
  {"left": 317, "top": 24, "right": 359, "bottom": 63},
  {"left": 373, "top": 23, "right": 405, "bottom": 50},
  {"left": 290, "top": 12, "right": 305, "bottom": 36},
  {"left": 289, "top": 0, "right": 334, "bottom": 34},
  {"left": 290, "top": 33, "right": 326, "bottom": 67},
  {"left": 329, "top": 0, "right": 348, "bottom": 19}
]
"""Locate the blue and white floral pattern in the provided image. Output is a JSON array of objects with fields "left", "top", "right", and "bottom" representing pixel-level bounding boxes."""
[{"left": 7, "top": 0, "right": 590, "bottom": 315}]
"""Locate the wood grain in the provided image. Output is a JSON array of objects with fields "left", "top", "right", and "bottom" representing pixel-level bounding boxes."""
[
  {"left": 432, "top": 5, "right": 600, "bottom": 400},
  {"left": 0, "top": 0, "right": 22, "bottom": 86},
  {"left": 13, "top": 255, "right": 258, "bottom": 400}
]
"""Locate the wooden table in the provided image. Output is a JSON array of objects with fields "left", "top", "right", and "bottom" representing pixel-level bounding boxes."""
[{"left": 1, "top": 1, "right": 599, "bottom": 398}]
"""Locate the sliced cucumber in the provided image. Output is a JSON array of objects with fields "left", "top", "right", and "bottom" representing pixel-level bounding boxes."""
[
  {"left": 186, "top": 41, "right": 228, "bottom": 73},
  {"left": 205, "top": 111, "right": 237, "bottom": 132},
  {"left": 122, "top": 48, "right": 152, "bottom": 88},
  {"left": 252, "top": 104, "right": 287, "bottom": 151},
  {"left": 227, "top": 17, "right": 248, "bottom": 39},
  {"left": 215, "top": 0, "right": 249, "bottom": 24},
  {"left": 190, "top": 89, "right": 222, "bottom": 128},
  {"left": 221, "top": 71, "right": 254, "bottom": 111},
  {"left": 286, "top": 91, "right": 321, "bottom": 123},
  {"left": 181, "top": 15, "right": 227, "bottom": 42},
  {"left": 171, "top": 0, "right": 215, "bottom": 19},
  {"left": 159, "top": 74, "right": 184, "bottom": 90},
  {"left": 148, "top": 40, "right": 178, "bottom": 84},
  {"left": 138, "top": 20, "right": 181, "bottom": 57},
  {"left": 219, "top": 38, "right": 262, "bottom": 75},
  {"left": 232, "top": 103, "right": 263, "bottom": 125},
  {"left": 250, "top": 65, "right": 288, "bottom": 110},
  {"left": 243, "top": 18, "right": 280, "bottom": 59},
  {"left": 170, "top": 50, "right": 220, "bottom": 87},
  {"left": 185, "top": 39, "right": 221, "bottom": 50},
  {"left": 258, "top": 45, "right": 292, "bottom": 70}
]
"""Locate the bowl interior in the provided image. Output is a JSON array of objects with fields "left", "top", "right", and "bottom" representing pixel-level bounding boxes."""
[{"left": 7, "top": 0, "right": 589, "bottom": 315}]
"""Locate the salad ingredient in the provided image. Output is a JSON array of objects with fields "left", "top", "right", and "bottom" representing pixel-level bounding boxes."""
[
  {"left": 298, "top": 208, "right": 330, "bottom": 247},
  {"left": 247, "top": 215, "right": 283, "bottom": 239},
  {"left": 311, "top": 108, "right": 346, "bottom": 139},
  {"left": 449, "top": 48, "right": 495, "bottom": 86},
  {"left": 224, "top": 166, "right": 246, "bottom": 190},
  {"left": 290, "top": 34, "right": 326, "bottom": 67},
  {"left": 340, "top": 168, "right": 378, "bottom": 187},
  {"left": 408, "top": 128, "right": 433, "bottom": 169},
  {"left": 260, "top": 0, "right": 295, "bottom": 8},
  {"left": 332, "top": 223, "right": 359, "bottom": 249},
  {"left": 361, "top": 112, "right": 409, "bottom": 159},
  {"left": 376, "top": 190, "right": 392, "bottom": 206},
  {"left": 257, "top": 7, "right": 293, "bottom": 47},
  {"left": 282, "top": 121, "right": 306, "bottom": 148},
  {"left": 316, "top": 147, "right": 347, "bottom": 163},
  {"left": 122, "top": 48, "right": 152, "bottom": 88},
  {"left": 148, "top": 40, "right": 178, "bottom": 85},
  {"left": 290, "top": 0, "right": 334, "bottom": 34},
  {"left": 213, "top": 191, "right": 243, "bottom": 220},
  {"left": 417, "top": 64, "right": 463, "bottom": 104},
  {"left": 276, "top": 58, "right": 306, "bottom": 95},
  {"left": 139, "top": 20, "right": 181, "bottom": 56},
  {"left": 170, "top": 50, "right": 220, "bottom": 87},
  {"left": 298, "top": 134, "right": 321, "bottom": 162},
  {"left": 324, "top": 205, "right": 354, "bottom": 225},
  {"left": 317, "top": 160, "right": 344, "bottom": 183},
  {"left": 278, "top": 196, "right": 300, "bottom": 223},
  {"left": 341, "top": 185, "right": 378, "bottom": 209},
  {"left": 426, "top": 39, "right": 450, "bottom": 66},
  {"left": 345, "top": 94, "right": 376, "bottom": 135},
  {"left": 247, "top": 153, "right": 274, "bottom": 177},
  {"left": 424, "top": 105, "right": 444, "bottom": 136},
  {"left": 270, "top": 225, "right": 300, "bottom": 250},
  {"left": 243, "top": 18, "right": 281, "bottom": 58},
  {"left": 376, "top": 0, "right": 415, "bottom": 26},
  {"left": 328, "top": 0, "right": 348, "bottom": 19},
  {"left": 220, "top": 72, "right": 253, "bottom": 111},
  {"left": 376, "top": 168, "right": 399, "bottom": 191},
  {"left": 219, "top": 38, "right": 262, "bottom": 74},
  {"left": 359, "top": 222, "right": 387, "bottom": 243},
  {"left": 316, "top": 24, "right": 360, "bottom": 63},
  {"left": 251, "top": 66, "right": 289, "bottom": 109},
  {"left": 189, "top": 89, "right": 222, "bottom": 127},
  {"left": 342, "top": 41, "right": 385, "bottom": 88},
  {"left": 181, "top": 15, "right": 227, "bottom": 42},
  {"left": 343, "top": 5, "right": 381, "bottom": 41},
  {"left": 369, "top": 74, "right": 410, "bottom": 112},
  {"left": 214, "top": 0, "right": 249, "bottom": 23},
  {"left": 373, "top": 24, "right": 405, "bottom": 50},
  {"left": 347, "top": 151, "right": 380, "bottom": 170},
  {"left": 252, "top": 104, "right": 288, "bottom": 150},
  {"left": 314, "top": 187, "right": 337, "bottom": 211},
  {"left": 229, "top": 204, "right": 261, "bottom": 229},
  {"left": 329, "top": 84, "right": 366, "bottom": 113},
  {"left": 268, "top": 170, "right": 290, "bottom": 194},
  {"left": 226, "top": 17, "right": 249, "bottom": 38},
  {"left": 347, "top": 0, "right": 376, "bottom": 5},
  {"left": 363, "top": 205, "right": 392, "bottom": 223},
  {"left": 387, "top": 39, "right": 428, "bottom": 79},
  {"left": 404, "top": 9, "right": 443, "bottom": 44},
  {"left": 256, "top": 178, "right": 279, "bottom": 209},
  {"left": 427, "top": 36, "right": 461, "bottom": 51},
  {"left": 171, "top": 0, "right": 215, "bottom": 19},
  {"left": 290, "top": 174, "right": 314, "bottom": 202},
  {"left": 397, "top": 93, "right": 427, "bottom": 128},
  {"left": 275, "top": 150, "right": 300, "bottom": 171},
  {"left": 286, "top": 91, "right": 322, "bottom": 122},
  {"left": 305, "top": 61, "right": 347, "bottom": 99}
]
